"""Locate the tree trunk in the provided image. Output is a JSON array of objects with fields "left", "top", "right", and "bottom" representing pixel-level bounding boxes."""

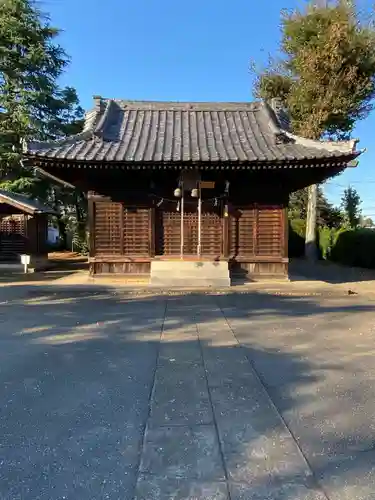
[
  {"left": 51, "top": 187, "right": 67, "bottom": 250},
  {"left": 305, "top": 183, "right": 318, "bottom": 261},
  {"left": 57, "top": 217, "right": 67, "bottom": 250}
]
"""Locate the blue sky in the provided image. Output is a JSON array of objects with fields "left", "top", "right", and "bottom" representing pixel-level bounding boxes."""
[{"left": 44, "top": 0, "right": 375, "bottom": 217}]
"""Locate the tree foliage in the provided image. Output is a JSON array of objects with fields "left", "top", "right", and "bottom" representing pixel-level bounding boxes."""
[
  {"left": 341, "top": 185, "right": 361, "bottom": 229},
  {"left": 254, "top": 0, "right": 375, "bottom": 140},
  {"left": 254, "top": 0, "right": 375, "bottom": 260},
  {"left": 0, "top": 0, "right": 87, "bottom": 250},
  {"left": 289, "top": 186, "right": 342, "bottom": 228},
  {"left": 0, "top": 0, "right": 83, "bottom": 194}
]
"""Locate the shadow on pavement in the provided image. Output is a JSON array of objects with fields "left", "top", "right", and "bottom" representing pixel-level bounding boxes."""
[
  {"left": 0, "top": 286, "right": 374, "bottom": 499},
  {"left": 290, "top": 257, "right": 375, "bottom": 285}
]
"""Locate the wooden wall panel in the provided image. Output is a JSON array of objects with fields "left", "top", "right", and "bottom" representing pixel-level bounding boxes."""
[
  {"left": 26, "top": 217, "right": 37, "bottom": 254},
  {"left": 93, "top": 199, "right": 284, "bottom": 261},
  {"left": 201, "top": 211, "right": 222, "bottom": 257},
  {"left": 229, "top": 208, "right": 256, "bottom": 257},
  {"left": 28, "top": 215, "right": 48, "bottom": 255},
  {"left": 94, "top": 202, "right": 122, "bottom": 256},
  {"left": 91, "top": 261, "right": 151, "bottom": 275},
  {"left": 123, "top": 207, "right": 150, "bottom": 255},
  {"left": 94, "top": 202, "right": 152, "bottom": 257},
  {"left": 256, "top": 206, "right": 283, "bottom": 256},
  {"left": 229, "top": 205, "right": 284, "bottom": 258},
  {"left": 158, "top": 207, "right": 181, "bottom": 255}
]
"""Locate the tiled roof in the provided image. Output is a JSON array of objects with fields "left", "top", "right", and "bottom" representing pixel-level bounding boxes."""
[
  {"left": 0, "top": 189, "right": 56, "bottom": 215},
  {"left": 25, "top": 97, "right": 360, "bottom": 165}
]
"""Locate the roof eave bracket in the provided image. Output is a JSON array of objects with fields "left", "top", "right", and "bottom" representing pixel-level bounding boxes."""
[{"left": 33, "top": 166, "right": 76, "bottom": 189}]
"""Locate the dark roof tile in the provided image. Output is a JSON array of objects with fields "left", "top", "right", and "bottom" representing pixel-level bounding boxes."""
[{"left": 25, "top": 98, "right": 360, "bottom": 164}]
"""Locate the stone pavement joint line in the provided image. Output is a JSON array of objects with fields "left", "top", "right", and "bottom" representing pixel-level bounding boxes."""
[
  {"left": 131, "top": 298, "right": 168, "bottom": 498},
  {"left": 134, "top": 296, "right": 328, "bottom": 500}
]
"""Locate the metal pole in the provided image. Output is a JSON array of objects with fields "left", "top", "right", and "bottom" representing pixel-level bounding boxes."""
[
  {"left": 180, "top": 190, "right": 184, "bottom": 259},
  {"left": 197, "top": 187, "right": 201, "bottom": 257}
]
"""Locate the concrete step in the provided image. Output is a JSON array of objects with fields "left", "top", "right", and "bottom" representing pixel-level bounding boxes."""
[
  {"left": 150, "top": 260, "right": 230, "bottom": 287},
  {"left": 151, "top": 260, "right": 228, "bottom": 274},
  {"left": 150, "top": 277, "right": 230, "bottom": 288}
]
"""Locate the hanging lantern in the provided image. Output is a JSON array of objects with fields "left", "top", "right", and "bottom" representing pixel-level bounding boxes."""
[
  {"left": 174, "top": 187, "right": 182, "bottom": 198},
  {"left": 191, "top": 188, "right": 199, "bottom": 198},
  {"left": 224, "top": 204, "right": 229, "bottom": 217}
]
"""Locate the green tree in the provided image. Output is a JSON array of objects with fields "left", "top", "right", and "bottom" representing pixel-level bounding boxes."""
[
  {"left": 289, "top": 186, "right": 342, "bottom": 228},
  {"left": 341, "top": 186, "right": 361, "bottom": 229},
  {"left": 253, "top": 0, "right": 375, "bottom": 258},
  {"left": 0, "top": 0, "right": 86, "bottom": 250},
  {"left": 0, "top": 0, "right": 84, "bottom": 195}
]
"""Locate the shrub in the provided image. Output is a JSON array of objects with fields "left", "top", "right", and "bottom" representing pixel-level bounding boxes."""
[
  {"left": 71, "top": 222, "right": 89, "bottom": 255},
  {"left": 330, "top": 228, "right": 375, "bottom": 268},
  {"left": 289, "top": 218, "right": 326, "bottom": 259},
  {"left": 318, "top": 226, "right": 339, "bottom": 260}
]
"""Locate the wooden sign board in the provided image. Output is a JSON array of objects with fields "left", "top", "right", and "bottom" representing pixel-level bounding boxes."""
[{"left": 199, "top": 181, "right": 215, "bottom": 189}]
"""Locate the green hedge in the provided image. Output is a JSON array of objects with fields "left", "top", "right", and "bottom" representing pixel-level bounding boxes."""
[
  {"left": 318, "top": 226, "right": 342, "bottom": 260},
  {"left": 288, "top": 223, "right": 375, "bottom": 268},
  {"left": 330, "top": 228, "right": 375, "bottom": 268},
  {"left": 288, "top": 219, "right": 329, "bottom": 259}
]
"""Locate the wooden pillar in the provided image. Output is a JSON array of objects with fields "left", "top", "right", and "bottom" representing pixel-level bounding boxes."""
[
  {"left": 283, "top": 206, "right": 288, "bottom": 259},
  {"left": 26, "top": 215, "right": 36, "bottom": 255},
  {"left": 150, "top": 206, "right": 156, "bottom": 257},
  {"left": 120, "top": 205, "right": 124, "bottom": 256},
  {"left": 35, "top": 215, "right": 40, "bottom": 255},
  {"left": 87, "top": 193, "right": 95, "bottom": 273},
  {"left": 283, "top": 205, "right": 289, "bottom": 277},
  {"left": 223, "top": 205, "right": 229, "bottom": 258},
  {"left": 253, "top": 205, "right": 258, "bottom": 256}
]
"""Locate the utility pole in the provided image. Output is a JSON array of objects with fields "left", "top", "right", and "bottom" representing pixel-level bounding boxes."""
[{"left": 305, "top": 183, "right": 318, "bottom": 261}]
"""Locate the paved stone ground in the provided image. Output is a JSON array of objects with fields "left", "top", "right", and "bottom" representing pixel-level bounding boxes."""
[{"left": 1, "top": 285, "right": 375, "bottom": 499}]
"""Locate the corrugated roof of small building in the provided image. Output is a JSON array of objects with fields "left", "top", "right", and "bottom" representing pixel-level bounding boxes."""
[{"left": 0, "top": 189, "right": 56, "bottom": 215}]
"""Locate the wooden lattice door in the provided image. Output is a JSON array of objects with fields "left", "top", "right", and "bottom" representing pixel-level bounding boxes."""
[
  {"left": 156, "top": 201, "right": 181, "bottom": 255},
  {"left": 156, "top": 202, "right": 223, "bottom": 257},
  {"left": 123, "top": 207, "right": 150, "bottom": 256},
  {"left": 200, "top": 208, "right": 222, "bottom": 257}
]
